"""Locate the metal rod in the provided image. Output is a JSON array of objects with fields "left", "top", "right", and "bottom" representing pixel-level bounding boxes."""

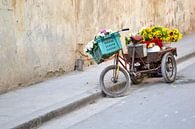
[
  {"left": 131, "top": 45, "right": 136, "bottom": 71},
  {"left": 140, "top": 66, "right": 161, "bottom": 73}
]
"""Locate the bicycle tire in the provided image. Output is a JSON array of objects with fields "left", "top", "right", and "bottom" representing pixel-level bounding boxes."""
[
  {"left": 99, "top": 65, "right": 130, "bottom": 97},
  {"left": 161, "top": 52, "right": 177, "bottom": 83}
]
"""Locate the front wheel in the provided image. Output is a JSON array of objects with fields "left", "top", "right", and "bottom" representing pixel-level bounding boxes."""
[
  {"left": 100, "top": 65, "right": 130, "bottom": 97},
  {"left": 161, "top": 52, "right": 177, "bottom": 83}
]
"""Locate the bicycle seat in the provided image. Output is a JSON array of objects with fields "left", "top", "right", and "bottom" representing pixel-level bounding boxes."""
[{"left": 131, "top": 36, "right": 143, "bottom": 42}]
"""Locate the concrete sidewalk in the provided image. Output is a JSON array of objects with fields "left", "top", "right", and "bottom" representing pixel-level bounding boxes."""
[{"left": 0, "top": 34, "right": 195, "bottom": 129}]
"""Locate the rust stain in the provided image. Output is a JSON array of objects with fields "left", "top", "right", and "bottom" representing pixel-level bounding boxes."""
[
  {"left": 12, "top": 0, "right": 25, "bottom": 32},
  {"left": 12, "top": 0, "right": 16, "bottom": 9}
]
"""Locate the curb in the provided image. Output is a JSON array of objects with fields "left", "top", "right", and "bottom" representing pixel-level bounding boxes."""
[
  {"left": 3, "top": 50, "right": 195, "bottom": 129},
  {"left": 176, "top": 51, "right": 195, "bottom": 64},
  {"left": 2, "top": 88, "right": 102, "bottom": 129}
]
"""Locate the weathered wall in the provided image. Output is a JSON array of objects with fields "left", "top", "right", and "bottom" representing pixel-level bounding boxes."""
[
  {"left": 76, "top": 0, "right": 195, "bottom": 43},
  {"left": 76, "top": 0, "right": 195, "bottom": 53},
  {"left": 0, "top": 0, "right": 195, "bottom": 93},
  {"left": 0, "top": 0, "right": 76, "bottom": 93}
]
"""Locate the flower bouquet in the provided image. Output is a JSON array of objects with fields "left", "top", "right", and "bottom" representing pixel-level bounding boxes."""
[
  {"left": 139, "top": 26, "right": 183, "bottom": 49},
  {"left": 126, "top": 26, "right": 183, "bottom": 52}
]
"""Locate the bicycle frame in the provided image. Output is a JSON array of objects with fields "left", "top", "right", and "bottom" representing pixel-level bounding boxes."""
[
  {"left": 110, "top": 29, "right": 165, "bottom": 80},
  {"left": 114, "top": 44, "right": 137, "bottom": 74},
  {"left": 114, "top": 52, "right": 128, "bottom": 71},
  {"left": 113, "top": 50, "right": 131, "bottom": 81},
  {"left": 113, "top": 43, "right": 161, "bottom": 79}
]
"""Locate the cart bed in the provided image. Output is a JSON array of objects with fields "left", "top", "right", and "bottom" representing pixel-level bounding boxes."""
[{"left": 124, "top": 47, "right": 177, "bottom": 63}]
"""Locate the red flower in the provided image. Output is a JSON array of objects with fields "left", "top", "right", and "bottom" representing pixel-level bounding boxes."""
[{"left": 142, "top": 38, "right": 163, "bottom": 48}]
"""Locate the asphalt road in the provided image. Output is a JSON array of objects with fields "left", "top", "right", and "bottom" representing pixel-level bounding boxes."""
[{"left": 39, "top": 57, "right": 195, "bottom": 129}]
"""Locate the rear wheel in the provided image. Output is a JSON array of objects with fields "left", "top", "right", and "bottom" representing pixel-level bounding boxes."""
[
  {"left": 161, "top": 52, "right": 177, "bottom": 83},
  {"left": 100, "top": 65, "right": 130, "bottom": 97}
]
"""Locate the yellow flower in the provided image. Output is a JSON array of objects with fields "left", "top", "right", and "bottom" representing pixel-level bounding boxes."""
[
  {"left": 139, "top": 27, "right": 147, "bottom": 34},
  {"left": 178, "top": 33, "right": 183, "bottom": 40},
  {"left": 168, "top": 30, "right": 174, "bottom": 36},
  {"left": 152, "top": 32, "right": 157, "bottom": 37},
  {"left": 148, "top": 34, "right": 153, "bottom": 39},
  {"left": 165, "top": 37, "right": 170, "bottom": 42},
  {"left": 146, "top": 27, "right": 152, "bottom": 32},
  {"left": 173, "top": 29, "right": 179, "bottom": 34},
  {"left": 142, "top": 32, "right": 147, "bottom": 36},
  {"left": 156, "top": 31, "right": 162, "bottom": 37},
  {"left": 139, "top": 26, "right": 182, "bottom": 42},
  {"left": 148, "top": 43, "right": 155, "bottom": 48},
  {"left": 174, "top": 35, "right": 178, "bottom": 39},
  {"left": 171, "top": 37, "right": 176, "bottom": 42}
]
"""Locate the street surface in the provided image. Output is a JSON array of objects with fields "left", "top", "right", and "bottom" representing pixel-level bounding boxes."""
[{"left": 39, "top": 56, "right": 195, "bottom": 129}]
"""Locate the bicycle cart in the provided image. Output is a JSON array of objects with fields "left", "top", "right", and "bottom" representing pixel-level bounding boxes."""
[{"left": 89, "top": 28, "right": 177, "bottom": 97}]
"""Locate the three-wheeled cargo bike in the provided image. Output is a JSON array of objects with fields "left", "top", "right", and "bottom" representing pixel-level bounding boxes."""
[{"left": 90, "top": 28, "right": 177, "bottom": 97}]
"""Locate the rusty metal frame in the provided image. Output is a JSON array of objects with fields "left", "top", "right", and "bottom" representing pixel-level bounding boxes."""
[{"left": 114, "top": 47, "right": 177, "bottom": 75}]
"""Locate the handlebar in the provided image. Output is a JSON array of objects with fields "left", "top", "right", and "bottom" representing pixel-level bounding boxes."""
[
  {"left": 117, "top": 28, "right": 130, "bottom": 33},
  {"left": 121, "top": 28, "right": 130, "bottom": 31}
]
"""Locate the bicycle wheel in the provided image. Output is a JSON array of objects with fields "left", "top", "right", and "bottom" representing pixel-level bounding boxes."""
[
  {"left": 161, "top": 52, "right": 177, "bottom": 83},
  {"left": 100, "top": 65, "right": 130, "bottom": 97}
]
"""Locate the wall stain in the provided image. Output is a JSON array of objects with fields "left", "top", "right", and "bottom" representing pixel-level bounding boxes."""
[
  {"left": 11, "top": 0, "right": 16, "bottom": 9},
  {"left": 45, "top": 68, "right": 65, "bottom": 78}
]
